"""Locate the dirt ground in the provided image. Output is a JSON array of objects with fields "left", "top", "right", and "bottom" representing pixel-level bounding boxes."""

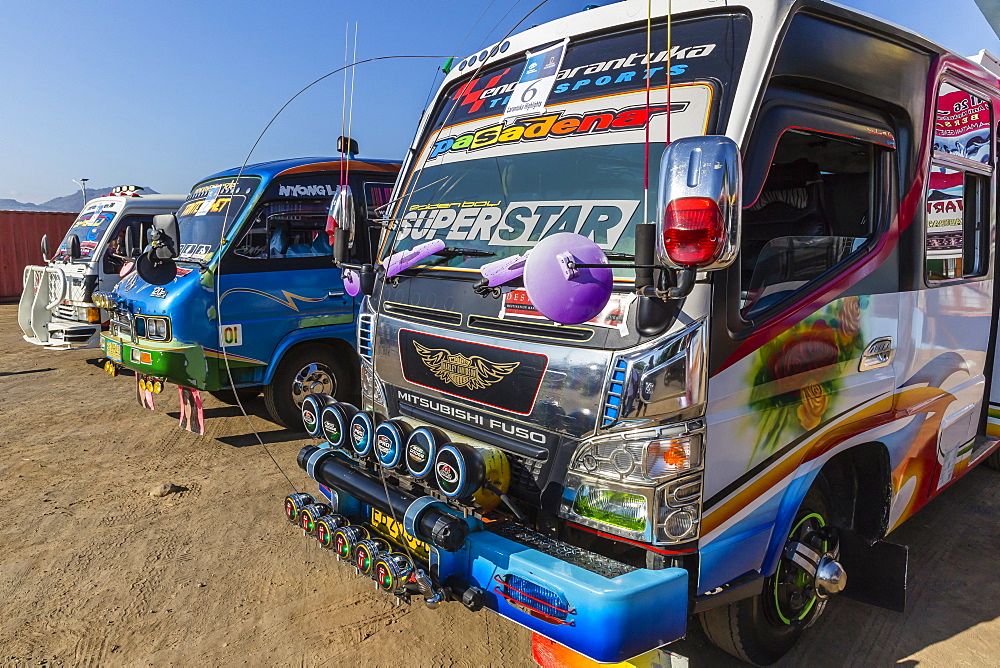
[{"left": 3, "top": 302, "right": 1000, "bottom": 667}]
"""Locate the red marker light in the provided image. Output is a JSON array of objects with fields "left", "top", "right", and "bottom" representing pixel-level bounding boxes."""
[{"left": 662, "top": 197, "right": 724, "bottom": 266}]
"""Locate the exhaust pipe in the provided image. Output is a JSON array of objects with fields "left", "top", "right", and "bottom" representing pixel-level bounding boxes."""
[{"left": 297, "top": 446, "right": 470, "bottom": 552}]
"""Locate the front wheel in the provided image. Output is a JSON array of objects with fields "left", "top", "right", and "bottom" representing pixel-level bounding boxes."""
[
  {"left": 699, "top": 480, "right": 839, "bottom": 665},
  {"left": 264, "top": 343, "right": 352, "bottom": 429}
]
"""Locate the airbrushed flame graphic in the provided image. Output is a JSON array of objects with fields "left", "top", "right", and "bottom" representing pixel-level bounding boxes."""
[
  {"left": 703, "top": 352, "right": 971, "bottom": 540},
  {"left": 413, "top": 341, "right": 519, "bottom": 390},
  {"left": 220, "top": 287, "right": 326, "bottom": 312}
]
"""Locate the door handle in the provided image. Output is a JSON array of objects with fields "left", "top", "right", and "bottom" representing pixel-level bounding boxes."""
[
  {"left": 327, "top": 290, "right": 345, "bottom": 299},
  {"left": 859, "top": 336, "right": 894, "bottom": 371}
]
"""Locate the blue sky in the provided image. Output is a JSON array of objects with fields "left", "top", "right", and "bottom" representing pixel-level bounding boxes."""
[{"left": 1, "top": 0, "right": 997, "bottom": 204}]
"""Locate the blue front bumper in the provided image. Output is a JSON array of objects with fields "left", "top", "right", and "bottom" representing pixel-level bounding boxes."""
[{"left": 318, "top": 487, "right": 689, "bottom": 663}]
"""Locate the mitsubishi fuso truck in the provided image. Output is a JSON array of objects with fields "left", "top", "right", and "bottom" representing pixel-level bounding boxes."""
[{"left": 283, "top": 1, "right": 1000, "bottom": 664}]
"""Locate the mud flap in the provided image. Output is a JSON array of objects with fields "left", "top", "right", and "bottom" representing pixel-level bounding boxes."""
[
  {"left": 839, "top": 530, "right": 908, "bottom": 612},
  {"left": 135, "top": 373, "right": 155, "bottom": 410},
  {"left": 178, "top": 386, "right": 205, "bottom": 435}
]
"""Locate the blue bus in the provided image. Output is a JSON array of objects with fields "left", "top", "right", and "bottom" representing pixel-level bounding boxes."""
[{"left": 99, "top": 155, "right": 399, "bottom": 428}]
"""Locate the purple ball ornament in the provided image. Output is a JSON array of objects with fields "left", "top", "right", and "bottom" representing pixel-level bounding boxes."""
[
  {"left": 523, "top": 232, "right": 613, "bottom": 325},
  {"left": 342, "top": 268, "right": 361, "bottom": 297}
]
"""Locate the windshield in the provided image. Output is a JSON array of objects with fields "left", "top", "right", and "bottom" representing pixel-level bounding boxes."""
[
  {"left": 54, "top": 199, "right": 123, "bottom": 260},
  {"left": 389, "top": 13, "right": 749, "bottom": 273},
  {"left": 176, "top": 175, "right": 261, "bottom": 262}
]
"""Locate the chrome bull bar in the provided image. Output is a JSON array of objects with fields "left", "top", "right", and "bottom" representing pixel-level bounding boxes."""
[{"left": 17, "top": 265, "right": 67, "bottom": 345}]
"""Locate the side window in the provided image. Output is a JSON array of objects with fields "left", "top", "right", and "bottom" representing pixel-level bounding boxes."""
[
  {"left": 103, "top": 214, "right": 153, "bottom": 274},
  {"left": 363, "top": 182, "right": 394, "bottom": 219},
  {"left": 352, "top": 181, "right": 395, "bottom": 262},
  {"left": 234, "top": 200, "right": 332, "bottom": 261},
  {"left": 741, "top": 129, "right": 879, "bottom": 317},
  {"left": 925, "top": 82, "right": 992, "bottom": 282}
]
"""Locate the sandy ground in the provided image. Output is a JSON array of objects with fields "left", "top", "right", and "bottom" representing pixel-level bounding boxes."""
[{"left": 2, "top": 302, "right": 1000, "bottom": 667}]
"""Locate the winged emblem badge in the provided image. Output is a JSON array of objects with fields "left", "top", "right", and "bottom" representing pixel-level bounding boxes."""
[{"left": 413, "top": 341, "right": 519, "bottom": 390}]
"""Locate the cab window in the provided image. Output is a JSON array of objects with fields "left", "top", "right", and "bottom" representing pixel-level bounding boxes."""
[
  {"left": 741, "top": 129, "right": 880, "bottom": 317},
  {"left": 234, "top": 201, "right": 332, "bottom": 260},
  {"left": 925, "top": 81, "right": 992, "bottom": 283}
]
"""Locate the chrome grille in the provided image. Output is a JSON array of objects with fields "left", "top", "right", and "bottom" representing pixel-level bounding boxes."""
[
  {"left": 507, "top": 453, "right": 543, "bottom": 501},
  {"left": 358, "top": 312, "right": 374, "bottom": 361}
]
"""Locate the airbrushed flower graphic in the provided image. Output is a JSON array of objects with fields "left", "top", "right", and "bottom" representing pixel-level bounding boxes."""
[
  {"left": 797, "top": 381, "right": 829, "bottom": 431},
  {"left": 746, "top": 296, "right": 869, "bottom": 467}
]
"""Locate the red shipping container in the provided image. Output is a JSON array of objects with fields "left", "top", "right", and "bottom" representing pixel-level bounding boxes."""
[{"left": 0, "top": 210, "right": 78, "bottom": 302}]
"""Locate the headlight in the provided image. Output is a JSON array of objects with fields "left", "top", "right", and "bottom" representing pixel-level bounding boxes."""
[
  {"left": 571, "top": 419, "right": 704, "bottom": 485},
  {"left": 144, "top": 317, "right": 170, "bottom": 341},
  {"left": 561, "top": 470, "right": 703, "bottom": 544},
  {"left": 572, "top": 485, "right": 648, "bottom": 533}
]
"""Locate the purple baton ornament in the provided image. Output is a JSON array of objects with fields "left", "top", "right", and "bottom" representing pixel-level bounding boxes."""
[
  {"left": 383, "top": 239, "right": 446, "bottom": 278},
  {"left": 523, "top": 232, "right": 613, "bottom": 325}
]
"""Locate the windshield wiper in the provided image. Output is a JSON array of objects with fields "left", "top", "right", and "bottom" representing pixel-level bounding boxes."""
[{"left": 434, "top": 247, "right": 495, "bottom": 258}]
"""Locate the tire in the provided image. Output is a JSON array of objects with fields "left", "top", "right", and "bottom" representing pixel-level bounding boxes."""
[
  {"left": 699, "top": 479, "right": 834, "bottom": 665},
  {"left": 209, "top": 387, "right": 262, "bottom": 405},
  {"left": 264, "top": 343, "right": 354, "bottom": 429}
]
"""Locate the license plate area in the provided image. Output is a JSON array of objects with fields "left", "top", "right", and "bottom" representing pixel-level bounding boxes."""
[
  {"left": 369, "top": 507, "right": 431, "bottom": 562},
  {"left": 106, "top": 340, "right": 122, "bottom": 362}
]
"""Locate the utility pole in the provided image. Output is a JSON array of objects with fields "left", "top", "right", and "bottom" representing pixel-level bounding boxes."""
[{"left": 72, "top": 178, "right": 90, "bottom": 210}]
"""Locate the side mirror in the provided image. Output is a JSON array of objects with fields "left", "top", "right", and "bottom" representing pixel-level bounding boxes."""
[
  {"left": 68, "top": 234, "right": 82, "bottom": 260},
  {"left": 149, "top": 213, "right": 180, "bottom": 260},
  {"left": 40, "top": 234, "right": 50, "bottom": 262},
  {"left": 328, "top": 185, "right": 357, "bottom": 264},
  {"left": 136, "top": 213, "right": 179, "bottom": 286},
  {"left": 656, "top": 135, "right": 741, "bottom": 271}
]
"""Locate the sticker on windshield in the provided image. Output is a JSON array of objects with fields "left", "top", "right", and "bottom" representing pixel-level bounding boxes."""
[
  {"left": 195, "top": 185, "right": 222, "bottom": 216},
  {"left": 398, "top": 199, "right": 640, "bottom": 249},
  {"left": 504, "top": 38, "right": 568, "bottom": 119},
  {"left": 425, "top": 85, "right": 712, "bottom": 165}
]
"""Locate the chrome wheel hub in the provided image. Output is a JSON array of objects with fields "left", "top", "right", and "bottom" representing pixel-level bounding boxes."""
[{"left": 291, "top": 363, "right": 335, "bottom": 406}]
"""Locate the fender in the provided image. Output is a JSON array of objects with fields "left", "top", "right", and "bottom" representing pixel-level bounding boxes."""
[
  {"left": 263, "top": 322, "right": 358, "bottom": 386},
  {"left": 759, "top": 468, "right": 822, "bottom": 578}
]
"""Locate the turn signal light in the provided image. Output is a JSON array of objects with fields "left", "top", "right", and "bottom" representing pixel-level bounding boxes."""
[
  {"left": 87, "top": 307, "right": 101, "bottom": 323},
  {"left": 643, "top": 435, "right": 701, "bottom": 479},
  {"left": 662, "top": 197, "right": 724, "bottom": 266}
]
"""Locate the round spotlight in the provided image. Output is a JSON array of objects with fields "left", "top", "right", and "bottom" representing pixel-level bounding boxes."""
[
  {"left": 405, "top": 427, "right": 443, "bottom": 480},
  {"left": 320, "top": 402, "right": 359, "bottom": 450},
  {"left": 315, "top": 514, "right": 348, "bottom": 548},
  {"left": 349, "top": 411, "right": 381, "bottom": 459},
  {"left": 374, "top": 553, "right": 414, "bottom": 595},
  {"left": 333, "top": 524, "right": 368, "bottom": 560},
  {"left": 152, "top": 380, "right": 163, "bottom": 394},
  {"left": 299, "top": 503, "right": 333, "bottom": 535},
  {"left": 300, "top": 393, "right": 335, "bottom": 437},
  {"left": 353, "top": 537, "right": 389, "bottom": 576},
  {"left": 283, "top": 493, "right": 314, "bottom": 523},
  {"left": 374, "top": 419, "right": 411, "bottom": 470},
  {"left": 434, "top": 442, "right": 486, "bottom": 500}
]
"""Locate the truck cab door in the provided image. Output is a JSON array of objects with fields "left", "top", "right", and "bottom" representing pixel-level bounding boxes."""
[{"left": 217, "top": 193, "right": 353, "bottom": 385}]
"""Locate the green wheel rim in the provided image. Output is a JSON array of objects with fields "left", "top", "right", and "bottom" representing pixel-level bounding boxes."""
[{"left": 773, "top": 512, "right": 828, "bottom": 625}]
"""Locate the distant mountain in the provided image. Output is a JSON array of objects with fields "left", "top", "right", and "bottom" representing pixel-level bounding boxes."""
[{"left": 0, "top": 186, "right": 160, "bottom": 213}]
